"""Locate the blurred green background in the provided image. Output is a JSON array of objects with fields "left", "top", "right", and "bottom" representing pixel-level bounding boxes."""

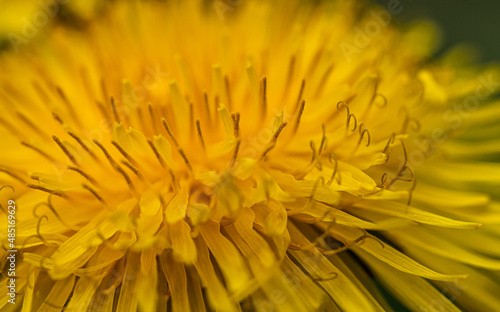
[{"left": 373, "top": 0, "right": 500, "bottom": 62}]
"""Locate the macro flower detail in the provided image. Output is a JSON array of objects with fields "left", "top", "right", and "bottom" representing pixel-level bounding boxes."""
[{"left": 1, "top": 0, "right": 500, "bottom": 311}]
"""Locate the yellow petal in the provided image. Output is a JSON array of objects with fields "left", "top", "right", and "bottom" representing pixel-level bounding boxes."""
[
  {"left": 199, "top": 220, "right": 250, "bottom": 292},
  {"left": 170, "top": 220, "right": 197, "bottom": 264},
  {"left": 357, "top": 250, "right": 460, "bottom": 312},
  {"left": 165, "top": 186, "right": 188, "bottom": 224},
  {"left": 160, "top": 251, "right": 190, "bottom": 312},
  {"left": 193, "top": 237, "right": 236, "bottom": 312},
  {"left": 354, "top": 200, "right": 482, "bottom": 229},
  {"left": 115, "top": 252, "right": 140, "bottom": 312}
]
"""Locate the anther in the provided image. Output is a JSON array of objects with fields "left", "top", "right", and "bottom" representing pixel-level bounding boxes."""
[
  {"left": 116, "top": 165, "right": 137, "bottom": 195},
  {"left": 161, "top": 118, "right": 179, "bottom": 146},
  {"left": 17, "top": 112, "right": 45, "bottom": 135},
  {"left": 231, "top": 140, "right": 241, "bottom": 166},
  {"left": 82, "top": 184, "right": 107, "bottom": 205},
  {"left": 178, "top": 149, "right": 194, "bottom": 173},
  {"left": 68, "top": 166, "right": 96, "bottom": 185},
  {"left": 259, "top": 121, "right": 288, "bottom": 159},
  {"left": 56, "top": 86, "right": 80, "bottom": 126},
  {"left": 52, "top": 135, "right": 78, "bottom": 165},
  {"left": 293, "top": 99, "right": 306, "bottom": 133},
  {"left": 0, "top": 167, "right": 24, "bottom": 183},
  {"left": 52, "top": 112, "right": 63, "bottom": 124},
  {"left": 27, "top": 184, "right": 65, "bottom": 198},
  {"left": 162, "top": 118, "right": 193, "bottom": 173},
  {"left": 121, "top": 160, "right": 145, "bottom": 182},
  {"left": 284, "top": 56, "right": 296, "bottom": 95},
  {"left": 195, "top": 119, "right": 206, "bottom": 150},
  {"left": 224, "top": 75, "right": 232, "bottom": 110},
  {"left": 231, "top": 112, "right": 240, "bottom": 138},
  {"left": 147, "top": 139, "right": 166, "bottom": 168},
  {"left": 67, "top": 131, "right": 95, "bottom": 157},
  {"left": 111, "top": 141, "right": 138, "bottom": 167},
  {"left": 260, "top": 77, "right": 267, "bottom": 116},
  {"left": 110, "top": 96, "right": 120, "bottom": 123},
  {"left": 294, "top": 79, "right": 306, "bottom": 114},
  {"left": 310, "top": 140, "right": 317, "bottom": 163},
  {"left": 20, "top": 142, "right": 54, "bottom": 162},
  {"left": 148, "top": 104, "right": 158, "bottom": 134},
  {"left": 93, "top": 140, "right": 118, "bottom": 168}
]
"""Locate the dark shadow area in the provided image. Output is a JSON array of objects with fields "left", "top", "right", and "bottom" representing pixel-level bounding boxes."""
[{"left": 374, "top": 0, "right": 500, "bottom": 62}]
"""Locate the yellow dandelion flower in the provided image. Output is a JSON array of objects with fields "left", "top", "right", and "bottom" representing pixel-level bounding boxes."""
[{"left": 1, "top": 0, "right": 500, "bottom": 311}]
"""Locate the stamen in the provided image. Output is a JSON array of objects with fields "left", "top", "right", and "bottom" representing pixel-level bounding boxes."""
[
  {"left": 357, "top": 123, "right": 371, "bottom": 147},
  {"left": 400, "top": 107, "right": 421, "bottom": 133},
  {"left": 284, "top": 55, "right": 296, "bottom": 96},
  {"left": 294, "top": 79, "right": 306, "bottom": 114},
  {"left": 116, "top": 165, "right": 138, "bottom": 196},
  {"left": 67, "top": 166, "right": 96, "bottom": 184},
  {"left": 318, "top": 124, "right": 327, "bottom": 155},
  {"left": 111, "top": 141, "right": 138, "bottom": 167},
  {"left": 273, "top": 122, "right": 287, "bottom": 141},
  {"left": 379, "top": 172, "right": 388, "bottom": 187},
  {"left": 95, "top": 100, "right": 111, "bottom": 121},
  {"left": 293, "top": 99, "right": 306, "bottom": 133},
  {"left": 17, "top": 112, "right": 45, "bottom": 135},
  {"left": 260, "top": 77, "right": 267, "bottom": 116},
  {"left": 110, "top": 96, "right": 120, "bottom": 122},
  {"left": 372, "top": 93, "right": 388, "bottom": 108},
  {"left": 307, "top": 143, "right": 315, "bottom": 167},
  {"left": 82, "top": 184, "right": 107, "bottom": 205},
  {"left": 56, "top": 86, "right": 80, "bottom": 126},
  {"left": 148, "top": 104, "right": 159, "bottom": 134},
  {"left": 27, "top": 184, "right": 65, "bottom": 198},
  {"left": 337, "top": 101, "right": 357, "bottom": 132},
  {"left": 52, "top": 112, "right": 63, "bottom": 125},
  {"left": 161, "top": 118, "right": 179, "bottom": 146},
  {"left": 178, "top": 149, "right": 194, "bottom": 173},
  {"left": 52, "top": 135, "right": 78, "bottom": 165},
  {"left": 0, "top": 185, "right": 14, "bottom": 193},
  {"left": 382, "top": 132, "right": 396, "bottom": 162},
  {"left": 67, "top": 131, "right": 95, "bottom": 157},
  {"left": 189, "top": 102, "right": 194, "bottom": 137},
  {"left": 36, "top": 215, "right": 54, "bottom": 247},
  {"left": 231, "top": 112, "right": 240, "bottom": 138},
  {"left": 203, "top": 91, "right": 211, "bottom": 122},
  {"left": 93, "top": 140, "right": 119, "bottom": 168},
  {"left": 147, "top": 139, "right": 166, "bottom": 168},
  {"left": 162, "top": 118, "right": 193, "bottom": 173},
  {"left": 327, "top": 153, "right": 340, "bottom": 185},
  {"left": 33, "top": 196, "right": 79, "bottom": 231},
  {"left": 121, "top": 160, "right": 146, "bottom": 182},
  {"left": 0, "top": 116, "right": 18, "bottom": 134},
  {"left": 231, "top": 140, "right": 241, "bottom": 166},
  {"left": 224, "top": 75, "right": 232, "bottom": 110},
  {"left": 195, "top": 119, "right": 206, "bottom": 150},
  {"left": 260, "top": 122, "right": 288, "bottom": 160},
  {"left": 315, "top": 64, "right": 334, "bottom": 97},
  {"left": 347, "top": 113, "right": 357, "bottom": 132},
  {"left": 0, "top": 167, "right": 25, "bottom": 183},
  {"left": 20, "top": 142, "right": 54, "bottom": 162},
  {"left": 407, "top": 178, "right": 417, "bottom": 206}
]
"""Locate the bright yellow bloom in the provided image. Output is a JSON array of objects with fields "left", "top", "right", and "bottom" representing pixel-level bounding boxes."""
[{"left": 1, "top": 0, "right": 500, "bottom": 311}]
